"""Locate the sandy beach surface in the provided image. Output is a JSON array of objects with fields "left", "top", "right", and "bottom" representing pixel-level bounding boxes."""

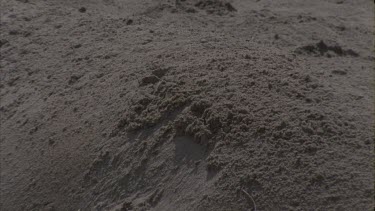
[{"left": 1, "top": 0, "right": 374, "bottom": 210}]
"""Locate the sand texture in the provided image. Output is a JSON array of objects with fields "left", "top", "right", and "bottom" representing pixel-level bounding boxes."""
[{"left": 1, "top": 0, "right": 374, "bottom": 210}]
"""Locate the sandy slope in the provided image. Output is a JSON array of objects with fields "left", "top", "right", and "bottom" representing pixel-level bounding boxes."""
[{"left": 1, "top": 0, "right": 374, "bottom": 210}]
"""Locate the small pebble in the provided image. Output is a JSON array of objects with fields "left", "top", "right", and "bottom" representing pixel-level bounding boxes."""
[{"left": 126, "top": 19, "right": 133, "bottom": 25}]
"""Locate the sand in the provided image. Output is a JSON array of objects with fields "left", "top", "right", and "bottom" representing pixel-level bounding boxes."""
[{"left": 1, "top": 0, "right": 374, "bottom": 210}]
